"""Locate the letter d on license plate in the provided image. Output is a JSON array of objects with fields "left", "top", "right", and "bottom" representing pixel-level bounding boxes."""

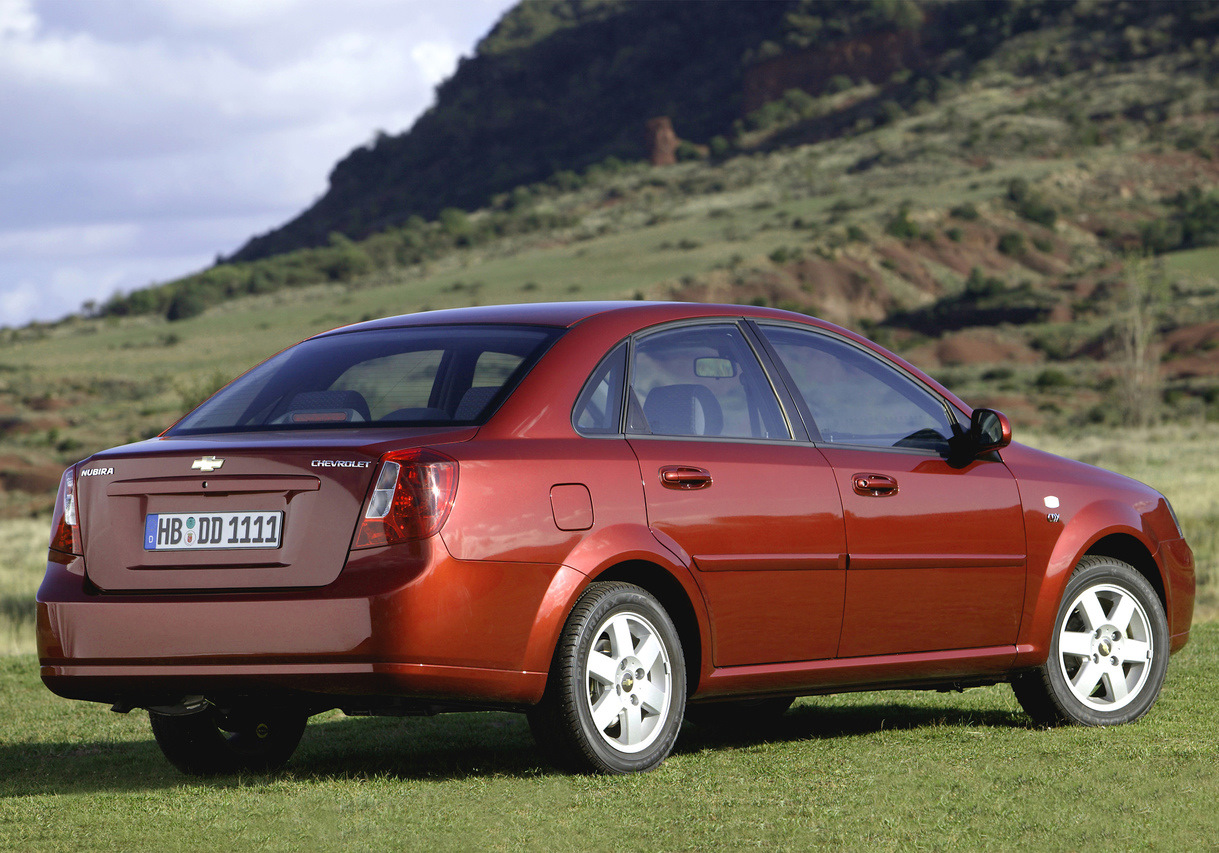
[{"left": 144, "top": 511, "right": 283, "bottom": 550}]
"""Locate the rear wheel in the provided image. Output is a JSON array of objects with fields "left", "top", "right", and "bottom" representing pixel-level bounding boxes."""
[
  {"left": 1013, "top": 556, "right": 1168, "bottom": 726},
  {"left": 150, "top": 702, "right": 308, "bottom": 776},
  {"left": 528, "top": 582, "right": 686, "bottom": 774}
]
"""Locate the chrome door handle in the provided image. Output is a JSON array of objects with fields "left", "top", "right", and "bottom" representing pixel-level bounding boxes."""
[
  {"left": 852, "top": 473, "right": 898, "bottom": 496},
  {"left": 660, "top": 466, "right": 713, "bottom": 490}
]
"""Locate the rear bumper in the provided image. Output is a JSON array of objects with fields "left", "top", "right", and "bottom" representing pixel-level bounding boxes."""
[{"left": 37, "top": 542, "right": 572, "bottom": 709}]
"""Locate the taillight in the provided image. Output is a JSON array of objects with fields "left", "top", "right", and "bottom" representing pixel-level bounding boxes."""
[
  {"left": 353, "top": 449, "right": 458, "bottom": 549},
  {"left": 50, "top": 467, "right": 80, "bottom": 555}
]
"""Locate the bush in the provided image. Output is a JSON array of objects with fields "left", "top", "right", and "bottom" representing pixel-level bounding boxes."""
[
  {"left": 166, "top": 289, "right": 208, "bottom": 322},
  {"left": 885, "top": 205, "right": 920, "bottom": 240},
  {"left": 1018, "top": 197, "right": 1058, "bottom": 228},
  {"left": 1034, "top": 368, "right": 1072, "bottom": 390},
  {"left": 998, "top": 232, "right": 1026, "bottom": 256},
  {"left": 964, "top": 267, "right": 1006, "bottom": 297},
  {"left": 950, "top": 202, "right": 979, "bottom": 221}
]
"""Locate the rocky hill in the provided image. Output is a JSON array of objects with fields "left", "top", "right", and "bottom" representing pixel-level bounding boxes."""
[{"left": 225, "top": 0, "right": 1219, "bottom": 263}]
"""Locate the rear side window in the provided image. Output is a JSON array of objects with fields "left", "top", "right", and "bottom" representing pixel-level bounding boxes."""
[
  {"left": 572, "top": 343, "right": 627, "bottom": 435},
  {"left": 168, "top": 325, "right": 561, "bottom": 435},
  {"left": 629, "top": 324, "right": 789, "bottom": 440}
]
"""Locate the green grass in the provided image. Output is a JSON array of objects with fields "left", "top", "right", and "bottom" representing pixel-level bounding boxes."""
[
  {"left": 2, "top": 624, "right": 1217, "bottom": 851},
  {"left": 0, "top": 518, "right": 45, "bottom": 655}
]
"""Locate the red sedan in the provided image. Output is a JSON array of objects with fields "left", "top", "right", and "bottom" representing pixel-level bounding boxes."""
[{"left": 37, "top": 302, "right": 1195, "bottom": 774}]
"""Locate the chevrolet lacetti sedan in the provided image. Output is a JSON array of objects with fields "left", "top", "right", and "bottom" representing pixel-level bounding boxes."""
[{"left": 37, "top": 302, "right": 1194, "bottom": 775}]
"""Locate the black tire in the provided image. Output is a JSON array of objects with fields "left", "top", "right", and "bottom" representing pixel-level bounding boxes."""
[
  {"left": 1013, "top": 556, "right": 1169, "bottom": 727},
  {"left": 150, "top": 703, "right": 308, "bottom": 776},
  {"left": 528, "top": 582, "right": 686, "bottom": 774},
  {"left": 684, "top": 696, "right": 794, "bottom": 731}
]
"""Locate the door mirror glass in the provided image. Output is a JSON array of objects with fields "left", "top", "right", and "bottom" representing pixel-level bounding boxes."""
[{"left": 970, "top": 408, "right": 1011, "bottom": 453}]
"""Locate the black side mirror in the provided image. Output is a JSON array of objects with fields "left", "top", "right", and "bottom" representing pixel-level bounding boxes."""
[{"left": 970, "top": 408, "right": 1011, "bottom": 453}]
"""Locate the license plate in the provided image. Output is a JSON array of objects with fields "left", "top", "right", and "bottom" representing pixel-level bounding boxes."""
[{"left": 144, "top": 512, "right": 283, "bottom": 551}]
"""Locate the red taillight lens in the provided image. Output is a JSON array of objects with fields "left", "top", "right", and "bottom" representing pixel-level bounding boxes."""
[
  {"left": 353, "top": 449, "right": 458, "bottom": 549},
  {"left": 50, "top": 467, "right": 80, "bottom": 555}
]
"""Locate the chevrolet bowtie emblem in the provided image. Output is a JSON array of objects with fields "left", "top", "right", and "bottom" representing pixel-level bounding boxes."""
[{"left": 191, "top": 456, "right": 224, "bottom": 473}]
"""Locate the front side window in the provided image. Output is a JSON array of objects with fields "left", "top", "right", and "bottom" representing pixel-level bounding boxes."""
[
  {"left": 168, "top": 325, "right": 561, "bottom": 435},
  {"left": 760, "top": 325, "right": 956, "bottom": 453},
  {"left": 629, "top": 324, "right": 788, "bottom": 440}
]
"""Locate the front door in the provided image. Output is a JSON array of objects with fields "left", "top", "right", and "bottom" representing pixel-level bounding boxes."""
[{"left": 755, "top": 323, "right": 1026, "bottom": 658}]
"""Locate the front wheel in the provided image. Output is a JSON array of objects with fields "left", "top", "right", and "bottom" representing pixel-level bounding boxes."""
[
  {"left": 528, "top": 582, "right": 686, "bottom": 774},
  {"left": 1013, "top": 556, "right": 1169, "bottom": 726},
  {"left": 150, "top": 702, "right": 308, "bottom": 775}
]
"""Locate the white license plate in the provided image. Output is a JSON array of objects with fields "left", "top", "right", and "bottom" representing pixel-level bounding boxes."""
[{"left": 144, "top": 512, "right": 283, "bottom": 551}]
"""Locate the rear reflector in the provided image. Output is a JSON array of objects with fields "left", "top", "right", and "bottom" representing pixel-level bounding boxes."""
[{"left": 353, "top": 449, "right": 458, "bottom": 549}]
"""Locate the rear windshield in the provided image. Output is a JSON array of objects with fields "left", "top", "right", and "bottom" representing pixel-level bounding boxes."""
[{"left": 167, "top": 324, "right": 562, "bottom": 435}]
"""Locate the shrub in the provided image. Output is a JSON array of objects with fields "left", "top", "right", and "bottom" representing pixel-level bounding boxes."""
[
  {"left": 998, "top": 232, "right": 1026, "bottom": 256},
  {"left": 1034, "top": 368, "right": 1072, "bottom": 390},
  {"left": 949, "top": 202, "right": 979, "bottom": 221},
  {"left": 1018, "top": 197, "right": 1058, "bottom": 228},
  {"left": 166, "top": 289, "right": 208, "bottom": 322},
  {"left": 885, "top": 205, "right": 920, "bottom": 240}
]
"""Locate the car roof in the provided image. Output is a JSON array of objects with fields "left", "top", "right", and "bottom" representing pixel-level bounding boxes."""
[{"left": 313, "top": 301, "right": 821, "bottom": 338}]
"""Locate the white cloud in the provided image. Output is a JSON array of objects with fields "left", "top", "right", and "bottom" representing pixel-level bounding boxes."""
[
  {"left": 0, "top": 0, "right": 518, "bottom": 326},
  {"left": 0, "top": 0, "right": 35, "bottom": 38},
  {"left": 412, "top": 40, "right": 462, "bottom": 86}
]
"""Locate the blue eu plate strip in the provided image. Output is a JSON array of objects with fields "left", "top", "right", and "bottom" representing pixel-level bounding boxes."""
[{"left": 144, "top": 514, "right": 159, "bottom": 550}]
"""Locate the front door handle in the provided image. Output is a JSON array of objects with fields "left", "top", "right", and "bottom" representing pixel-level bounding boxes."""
[
  {"left": 660, "top": 466, "right": 713, "bottom": 490},
  {"left": 852, "top": 472, "right": 898, "bottom": 496}
]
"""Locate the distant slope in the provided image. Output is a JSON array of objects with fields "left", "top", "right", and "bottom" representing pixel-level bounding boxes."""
[
  {"left": 229, "top": 0, "right": 793, "bottom": 260},
  {"left": 229, "top": 0, "right": 1219, "bottom": 264}
]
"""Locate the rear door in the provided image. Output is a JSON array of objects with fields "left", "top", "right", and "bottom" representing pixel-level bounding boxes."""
[
  {"left": 755, "top": 323, "right": 1026, "bottom": 658},
  {"left": 620, "top": 322, "right": 847, "bottom": 667}
]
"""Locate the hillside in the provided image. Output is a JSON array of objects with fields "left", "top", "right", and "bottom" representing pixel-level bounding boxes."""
[
  {"left": 223, "top": 0, "right": 1219, "bottom": 262},
  {"left": 2, "top": 0, "right": 1219, "bottom": 520}
]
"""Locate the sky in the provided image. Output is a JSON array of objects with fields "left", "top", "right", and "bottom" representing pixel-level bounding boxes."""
[{"left": 0, "top": 0, "right": 518, "bottom": 327}]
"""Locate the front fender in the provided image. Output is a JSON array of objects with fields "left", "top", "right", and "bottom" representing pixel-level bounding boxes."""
[{"left": 1014, "top": 498, "right": 1158, "bottom": 666}]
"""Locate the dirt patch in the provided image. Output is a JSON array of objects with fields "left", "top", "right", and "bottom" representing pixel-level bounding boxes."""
[
  {"left": 907, "top": 328, "right": 1044, "bottom": 368},
  {"left": 0, "top": 464, "right": 62, "bottom": 496}
]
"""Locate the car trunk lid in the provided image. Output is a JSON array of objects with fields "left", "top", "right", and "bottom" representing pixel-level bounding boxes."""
[{"left": 77, "top": 427, "right": 475, "bottom": 591}]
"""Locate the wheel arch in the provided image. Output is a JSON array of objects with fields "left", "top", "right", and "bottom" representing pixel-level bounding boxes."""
[
  {"left": 1084, "top": 532, "right": 1165, "bottom": 608},
  {"left": 518, "top": 524, "right": 712, "bottom": 702},
  {"left": 1017, "top": 500, "right": 1165, "bottom": 667},
  {"left": 590, "top": 560, "right": 704, "bottom": 698}
]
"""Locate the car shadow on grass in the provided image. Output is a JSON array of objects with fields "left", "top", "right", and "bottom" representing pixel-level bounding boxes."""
[
  {"left": 676, "top": 695, "right": 1031, "bottom": 754},
  {"left": 1, "top": 698, "right": 1035, "bottom": 794}
]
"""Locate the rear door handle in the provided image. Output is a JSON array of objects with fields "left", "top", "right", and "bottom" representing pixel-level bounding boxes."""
[
  {"left": 660, "top": 466, "right": 713, "bottom": 490},
  {"left": 852, "top": 473, "right": 898, "bottom": 496}
]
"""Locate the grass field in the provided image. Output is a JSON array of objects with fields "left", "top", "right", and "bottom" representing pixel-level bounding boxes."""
[{"left": 1, "top": 624, "right": 1216, "bottom": 851}]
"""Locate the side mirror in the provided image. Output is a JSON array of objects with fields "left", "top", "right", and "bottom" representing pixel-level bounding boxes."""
[{"left": 970, "top": 408, "right": 1011, "bottom": 453}]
